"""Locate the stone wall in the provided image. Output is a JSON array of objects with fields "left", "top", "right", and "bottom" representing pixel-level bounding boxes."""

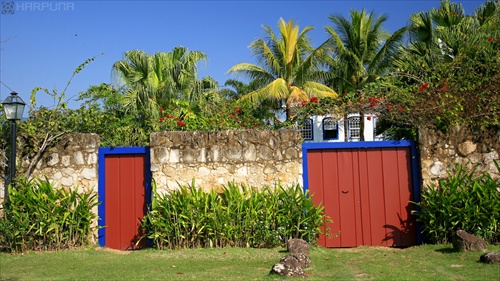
[
  {"left": 26, "top": 133, "right": 100, "bottom": 194},
  {"left": 150, "top": 130, "right": 303, "bottom": 193},
  {"left": 419, "top": 126, "right": 500, "bottom": 188},
  {"left": 0, "top": 133, "right": 100, "bottom": 201}
]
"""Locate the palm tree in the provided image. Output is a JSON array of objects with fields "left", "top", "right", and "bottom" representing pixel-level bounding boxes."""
[
  {"left": 228, "top": 18, "right": 337, "bottom": 121},
  {"left": 325, "top": 9, "right": 406, "bottom": 140},
  {"left": 112, "top": 47, "right": 215, "bottom": 120},
  {"left": 394, "top": 0, "right": 499, "bottom": 71}
]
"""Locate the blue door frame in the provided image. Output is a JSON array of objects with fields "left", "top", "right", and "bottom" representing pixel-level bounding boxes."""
[
  {"left": 97, "top": 147, "right": 152, "bottom": 247},
  {"left": 302, "top": 140, "right": 423, "bottom": 245}
]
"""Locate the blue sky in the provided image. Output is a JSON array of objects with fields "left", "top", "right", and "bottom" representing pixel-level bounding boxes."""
[{"left": 0, "top": 0, "right": 485, "bottom": 112}]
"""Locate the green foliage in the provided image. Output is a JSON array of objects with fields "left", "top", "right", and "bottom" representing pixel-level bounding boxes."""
[
  {"left": 156, "top": 99, "right": 270, "bottom": 131},
  {"left": 0, "top": 177, "right": 99, "bottom": 252},
  {"left": 412, "top": 162, "right": 500, "bottom": 244},
  {"left": 377, "top": 1, "right": 500, "bottom": 134},
  {"left": 141, "top": 181, "right": 329, "bottom": 249}
]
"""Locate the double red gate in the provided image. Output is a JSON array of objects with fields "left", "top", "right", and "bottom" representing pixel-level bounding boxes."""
[{"left": 303, "top": 141, "right": 421, "bottom": 247}]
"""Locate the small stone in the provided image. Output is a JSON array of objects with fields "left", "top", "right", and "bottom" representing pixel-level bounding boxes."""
[
  {"left": 270, "top": 239, "right": 311, "bottom": 279},
  {"left": 457, "top": 141, "right": 477, "bottom": 157},
  {"left": 287, "top": 238, "right": 310, "bottom": 256},
  {"left": 452, "top": 230, "right": 487, "bottom": 252},
  {"left": 430, "top": 161, "right": 446, "bottom": 177},
  {"left": 479, "top": 252, "right": 500, "bottom": 264}
]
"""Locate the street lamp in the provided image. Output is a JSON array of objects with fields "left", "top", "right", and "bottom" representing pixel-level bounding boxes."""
[{"left": 2, "top": 92, "right": 26, "bottom": 203}]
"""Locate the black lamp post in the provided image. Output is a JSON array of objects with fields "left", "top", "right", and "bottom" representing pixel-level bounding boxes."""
[{"left": 2, "top": 92, "right": 26, "bottom": 203}]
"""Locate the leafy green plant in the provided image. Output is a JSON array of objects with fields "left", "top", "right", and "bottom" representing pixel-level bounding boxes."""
[
  {"left": 412, "top": 161, "right": 500, "bottom": 244},
  {"left": 141, "top": 181, "right": 329, "bottom": 249},
  {"left": 0, "top": 177, "right": 99, "bottom": 252}
]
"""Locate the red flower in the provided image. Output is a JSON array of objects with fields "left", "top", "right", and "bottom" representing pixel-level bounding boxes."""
[
  {"left": 419, "top": 83, "right": 429, "bottom": 92},
  {"left": 367, "top": 116, "right": 372, "bottom": 121},
  {"left": 310, "top": 97, "right": 318, "bottom": 103},
  {"left": 210, "top": 119, "right": 214, "bottom": 123},
  {"left": 160, "top": 108, "right": 164, "bottom": 111},
  {"left": 254, "top": 124, "right": 258, "bottom": 128},
  {"left": 241, "top": 123, "right": 246, "bottom": 127},
  {"left": 369, "top": 103, "right": 376, "bottom": 107},
  {"left": 399, "top": 107, "right": 404, "bottom": 112},
  {"left": 176, "top": 118, "right": 180, "bottom": 121},
  {"left": 375, "top": 113, "right": 380, "bottom": 117},
  {"left": 159, "top": 117, "right": 165, "bottom": 121},
  {"left": 234, "top": 107, "right": 240, "bottom": 113},
  {"left": 229, "top": 113, "right": 236, "bottom": 118},
  {"left": 488, "top": 38, "right": 493, "bottom": 42},
  {"left": 166, "top": 114, "right": 174, "bottom": 119},
  {"left": 177, "top": 121, "right": 185, "bottom": 127},
  {"left": 301, "top": 100, "right": 307, "bottom": 107},
  {"left": 387, "top": 104, "right": 392, "bottom": 111}
]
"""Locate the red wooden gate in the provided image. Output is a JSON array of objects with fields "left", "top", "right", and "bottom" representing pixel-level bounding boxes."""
[
  {"left": 303, "top": 141, "right": 420, "bottom": 247},
  {"left": 98, "top": 148, "right": 151, "bottom": 250}
]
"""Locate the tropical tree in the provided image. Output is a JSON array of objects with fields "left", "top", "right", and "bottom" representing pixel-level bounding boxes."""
[
  {"left": 228, "top": 18, "right": 337, "bottom": 121},
  {"left": 323, "top": 9, "right": 406, "bottom": 140},
  {"left": 112, "top": 47, "right": 217, "bottom": 121},
  {"left": 378, "top": 0, "right": 500, "bottom": 137}
]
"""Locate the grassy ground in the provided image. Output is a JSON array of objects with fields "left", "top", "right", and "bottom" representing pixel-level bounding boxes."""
[{"left": 1, "top": 244, "right": 499, "bottom": 280}]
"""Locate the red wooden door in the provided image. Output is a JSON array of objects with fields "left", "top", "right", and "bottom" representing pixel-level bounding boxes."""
[
  {"left": 105, "top": 154, "right": 147, "bottom": 250},
  {"left": 307, "top": 147, "right": 416, "bottom": 247}
]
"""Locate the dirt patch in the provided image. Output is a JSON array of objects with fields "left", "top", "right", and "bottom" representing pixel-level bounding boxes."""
[{"left": 94, "top": 247, "right": 132, "bottom": 255}]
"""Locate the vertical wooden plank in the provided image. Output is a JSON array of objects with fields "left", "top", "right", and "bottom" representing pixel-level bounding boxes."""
[
  {"left": 133, "top": 155, "right": 147, "bottom": 248},
  {"left": 119, "top": 156, "right": 136, "bottom": 250},
  {"left": 396, "top": 148, "right": 417, "bottom": 246},
  {"left": 357, "top": 149, "right": 372, "bottom": 246},
  {"left": 322, "top": 150, "right": 341, "bottom": 247},
  {"left": 307, "top": 150, "right": 326, "bottom": 247},
  {"left": 337, "top": 149, "right": 357, "bottom": 247},
  {"left": 366, "top": 149, "right": 387, "bottom": 246},
  {"left": 381, "top": 149, "right": 401, "bottom": 246},
  {"left": 351, "top": 150, "right": 364, "bottom": 246},
  {"left": 105, "top": 155, "right": 121, "bottom": 249}
]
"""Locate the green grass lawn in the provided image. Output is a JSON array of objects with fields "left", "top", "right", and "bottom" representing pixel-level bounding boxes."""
[{"left": 1, "top": 244, "right": 499, "bottom": 280}]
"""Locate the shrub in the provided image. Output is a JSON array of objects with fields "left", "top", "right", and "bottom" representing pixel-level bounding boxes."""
[
  {"left": 141, "top": 181, "right": 329, "bottom": 249},
  {"left": 0, "top": 177, "right": 99, "bottom": 252},
  {"left": 412, "top": 161, "right": 500, "bottom": 244}
]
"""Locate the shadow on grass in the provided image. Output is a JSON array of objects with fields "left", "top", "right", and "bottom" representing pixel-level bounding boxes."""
[{"left": 434, "top": 246, "right": 458, "bottom": 254}]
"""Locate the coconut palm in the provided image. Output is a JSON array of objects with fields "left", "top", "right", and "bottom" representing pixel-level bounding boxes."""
[
  {"left": 228, "top": 18, "right": 337, "bottom": 120},
  {"left": 324, "top": 9, "right": 406, "bottom": 140}
]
